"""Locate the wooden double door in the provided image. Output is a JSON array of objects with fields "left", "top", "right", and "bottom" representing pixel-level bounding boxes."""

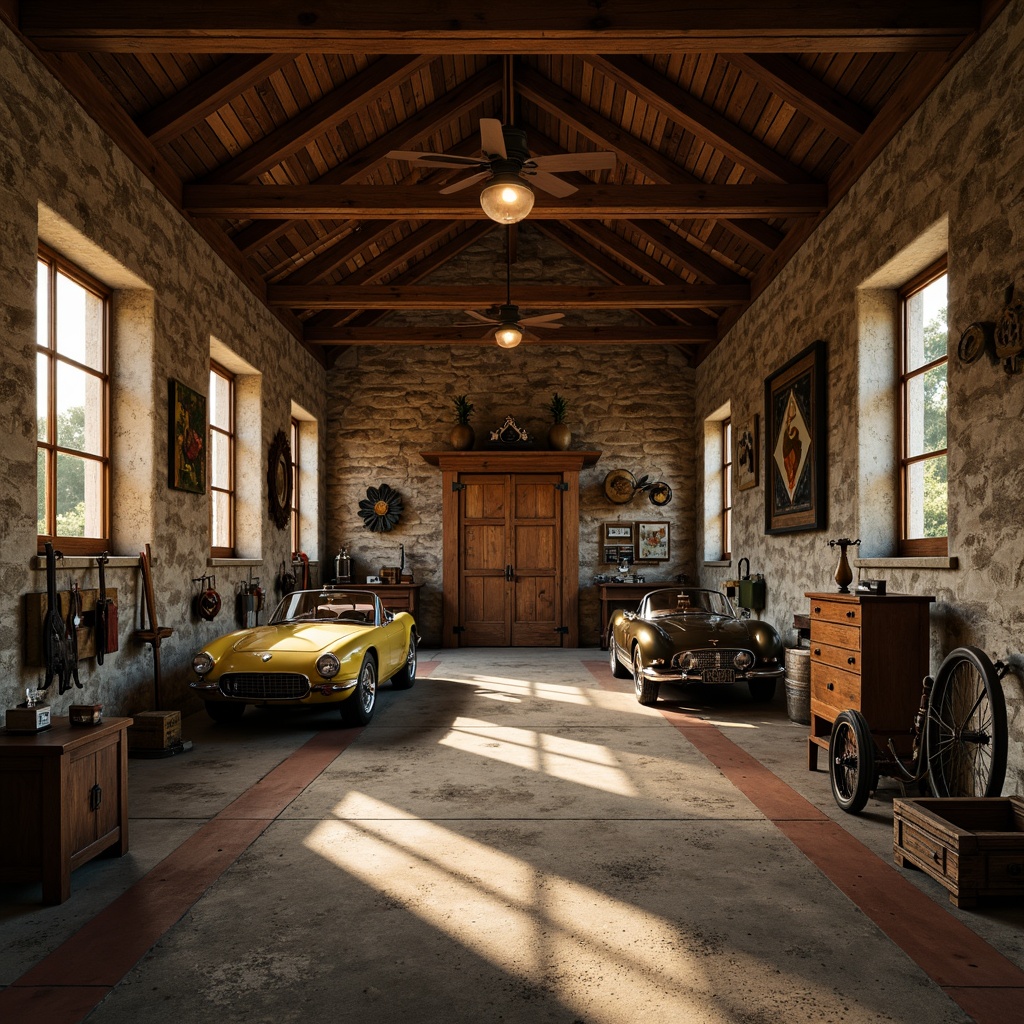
[
  {"left": 460, "top": 473, "right": 562, "bottom": 646},
  {"left": 423, "top": 450, "right": 600, "bottom": 648}
]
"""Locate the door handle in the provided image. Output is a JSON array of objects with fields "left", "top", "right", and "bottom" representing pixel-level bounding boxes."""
[{"left": 504, "top": 564, "right": 513, "bottom": 582}]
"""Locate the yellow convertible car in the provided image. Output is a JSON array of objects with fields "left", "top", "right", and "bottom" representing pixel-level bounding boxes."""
[{"left": 190, "top": 588, "right": 418, "bottom": 725}]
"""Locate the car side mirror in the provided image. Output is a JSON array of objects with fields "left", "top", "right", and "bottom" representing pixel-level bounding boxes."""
[{"left": 624, "top": 611, "right": 636, "bottom": 621}]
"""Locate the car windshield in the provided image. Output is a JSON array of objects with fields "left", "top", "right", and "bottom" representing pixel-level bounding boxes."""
[
  {"left": 644, "top": 588, "right": 734, "bottom": 618},
  {"left": 270, "top": 589, "right": 377, "bottom": 626}
]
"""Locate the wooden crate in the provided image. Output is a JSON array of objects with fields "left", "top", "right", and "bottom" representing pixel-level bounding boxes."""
[
  {"left": 893, "top": 796, "right": 1024, "bottom": 908},
  {"left": 128, "top": 710, "right": 181, "bottom": 750}
]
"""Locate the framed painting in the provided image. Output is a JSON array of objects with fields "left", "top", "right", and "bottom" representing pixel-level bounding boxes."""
[
  {"left": 168, "top": 378, "right": 206, "bottom": 493},
  {"left": 735, "top": 414, "right": 759, "bottom": 491},
  {"left": 636, "top": 521, "right": 670, "bottom": 561},
  {"left": 764, "top": 340, "right": 826, "bottom": 534}
]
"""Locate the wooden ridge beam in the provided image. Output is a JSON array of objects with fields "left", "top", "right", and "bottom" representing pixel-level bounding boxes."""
[
  {"left": 303, "top": 325, "right": 717, "bottom": 345},
  {"left": 269, "top": 283, "right": 750, "bottom": 309},
  {"left": 184, "top": 183, "right": 828, "bottom": 219},
  {"left": 21, "top": 4, "right": 979, "bottom": 54}
]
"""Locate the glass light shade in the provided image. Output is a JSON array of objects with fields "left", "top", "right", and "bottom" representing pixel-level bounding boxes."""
[
  {"left": 479, "top": 176, "right": 535, "bottom": 224},
  {"left": 494, "top": 325, "right": 523, "bottom": 348}
]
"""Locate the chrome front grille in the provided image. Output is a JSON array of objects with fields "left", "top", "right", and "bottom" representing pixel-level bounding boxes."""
[
  {"left": 672, "top": 649, "right": 745, "bottom": 670},
  {"left": 219, "top": 673, "right": 310, "bottom": 700}
]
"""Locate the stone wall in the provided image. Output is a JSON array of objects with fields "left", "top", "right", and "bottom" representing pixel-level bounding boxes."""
[
  {"left": 0, "top": 22, "right": 327, "bottom": 716},
  {"left": 327, "top": 233, "right": 697, "bottom": 647},
  {"left": 694, "top": 0, "right": 1024, "bottom": 793}
]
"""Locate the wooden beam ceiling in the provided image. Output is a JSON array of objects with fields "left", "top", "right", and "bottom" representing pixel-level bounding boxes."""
[{"left": 20, "top": 3, "right": 980, "bottom": 53}]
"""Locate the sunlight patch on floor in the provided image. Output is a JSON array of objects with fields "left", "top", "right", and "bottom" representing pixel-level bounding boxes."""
[{"left": 438, "top": 717, "right": 639, "bottom": 797}]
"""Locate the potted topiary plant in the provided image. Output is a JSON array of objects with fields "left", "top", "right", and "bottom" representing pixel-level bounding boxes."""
[
  {"left": 450, "top": 394, "right": 475, "bottom": 450},
  {"left": 547, "top": 392, "right": 571, "bottom": 450}
]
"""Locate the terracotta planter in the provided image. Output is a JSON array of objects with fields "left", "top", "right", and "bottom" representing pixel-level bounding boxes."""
[
  {"left": 450, "top": 424, "right": 475, "bottom": 450},
  {"left": 548, "top": 423, "right": 571, "bottom": 451}
]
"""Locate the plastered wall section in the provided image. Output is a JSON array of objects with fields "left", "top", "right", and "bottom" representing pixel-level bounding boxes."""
[
  {"left": 326, "top": 228, "right": 696, "bottom": 647},
  {"left": 0, "top": 22, "right": 328, "bottom": 716},
  {"left": 693, "top": 0, "right": 1024, "bottom": 793}
]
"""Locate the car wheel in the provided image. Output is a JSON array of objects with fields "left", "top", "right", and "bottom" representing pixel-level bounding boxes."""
[
  {"left": 632, "top": 645, "right": 660, "bottom": 706},
  {"left": 391, "top": 634, "right": 417, "bottom": 689},
  {"left": 205, "top": 701, "right": 245, "bottom": 724},
  {"left": 747, "top": 679, "right": 777, "bottom": 702},
  {"left": 608, "top": 635, "right": 631, "bottom": 678},
  {"left": 341, "top": 653, "right": 377, "bottom": 726}
]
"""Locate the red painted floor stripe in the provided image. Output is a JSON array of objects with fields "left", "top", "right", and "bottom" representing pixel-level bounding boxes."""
[{"left": 1, "top": 726, "right": 363, "bottom": 1024}]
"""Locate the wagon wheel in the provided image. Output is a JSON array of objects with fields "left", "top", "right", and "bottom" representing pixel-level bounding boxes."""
[{"left": 828, "top": 710, "right": 875, "bottom": 814}]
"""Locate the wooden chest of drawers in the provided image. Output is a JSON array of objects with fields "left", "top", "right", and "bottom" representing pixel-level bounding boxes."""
[{"left": 805, "top": 592, "right": 933, "bottom": 770}]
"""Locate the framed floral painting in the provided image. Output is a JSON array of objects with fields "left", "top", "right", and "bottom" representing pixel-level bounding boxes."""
[{"left": 169, "top": 378, "right": 206, "bottom": 493}]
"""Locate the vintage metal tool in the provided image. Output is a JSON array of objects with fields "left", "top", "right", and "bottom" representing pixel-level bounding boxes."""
[
  {"left": 41, "top": 542, "right": 71, "bottom": 693},
  {"left": 136, "top": 545, "right": 173, "bottom": 709},
  {"left": 65, "top": 580, "right": 83, "bottom": 690}
]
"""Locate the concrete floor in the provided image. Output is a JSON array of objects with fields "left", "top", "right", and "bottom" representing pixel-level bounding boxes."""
[{"left": 2, "top": 648, "right": 1023, "bottom": 1023}]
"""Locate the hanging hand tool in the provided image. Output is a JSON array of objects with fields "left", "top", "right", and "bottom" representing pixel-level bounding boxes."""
[
  {"left": 41, "top": 542, "right": 71, "bottom": 693},
  {"left": 64, "top": 580, "right": 83, "bottom": 690},
  {"left": 94, "top": 552, "right": 118, "bottom": 665},
  {"left": 136, "top": 544, "right": 174, "bottom": 709}
]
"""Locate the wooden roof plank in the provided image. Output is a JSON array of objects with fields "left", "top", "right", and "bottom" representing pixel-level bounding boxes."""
[
  {"left": 304, "top": 325, "right": 716, "bottom": 345},
  {"left": 137, "top": 54, "right": 294, "bottom": 145}
]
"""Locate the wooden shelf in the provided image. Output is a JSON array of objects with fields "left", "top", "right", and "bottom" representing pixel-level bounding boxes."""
[{"left": 420, "top": 450, "right": 601, "bottom": 471}]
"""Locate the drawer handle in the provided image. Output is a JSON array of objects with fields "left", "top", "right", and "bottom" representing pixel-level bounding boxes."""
[
  {"left": 932, "top": 851, "right": 941, "bottom": 863},
  {"left": 813, "top": 606, "right": 821, "bottom": 614},
  {"left": 827, "top": 683, "right": 834, "bottom": 691},
  {"left": 813, "top": 648, "right": 821, "bottom": 656},
  {"left": 846, "top": 611, "right": 856, "bottom": 618},
  {"left": 847, "top": 657, "right": 856, "bottom": 666}
]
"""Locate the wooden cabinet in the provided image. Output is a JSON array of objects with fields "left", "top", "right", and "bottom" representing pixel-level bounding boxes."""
[
  {"left": 0, "top": 716, "right": 129, "bottom": 904},
  {"left": 338, "top": 583, "right": 422, "bottom": 621},
  {"left": 805, "top": 592, "right": 933, "bottom": 771},
  {"left": 597, "top": 582, "right": 659, "bottom": 648}
]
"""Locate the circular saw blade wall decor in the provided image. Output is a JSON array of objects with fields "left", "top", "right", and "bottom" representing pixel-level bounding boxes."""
[{"left": 359, "top": 484, "right": 404, "bottom": 532}]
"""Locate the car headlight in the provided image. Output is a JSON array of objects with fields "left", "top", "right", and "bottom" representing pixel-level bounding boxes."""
[
  {"left": 193, "top": 652, "right": 214, "bottom": 676},
  {"left": 316, "top": 653, "right": 341, "bottom": 679},
  {"left": 733, "top": 650, "right": 755, "bottom": 670},
  {"left": 680, "top": 651, "right": 698, "bottom": 671}
]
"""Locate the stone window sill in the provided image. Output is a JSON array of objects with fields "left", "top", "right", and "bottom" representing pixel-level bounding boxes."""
[{"left": 854, "top": 556, "right": 958, "bottom": 570}]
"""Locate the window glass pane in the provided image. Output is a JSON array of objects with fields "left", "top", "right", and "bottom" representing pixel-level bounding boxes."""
[
  {"left": 37, "top": 448, "right": 47, "bottom": 534},
  {"left": 56, "top": 363, "right": 104, "bottom": 455},
  {"left": 211, "top": 489, "right": 231, "bottom": 548},
  {"left": 54, "top": 454, "right": 104, "bottom": 539},
  {"left": 37, "top": 353, "right": 50, "bottom": 441},
  {"left": 209, "top": 370, "right": 231, "bottom": 429},
  {"left": 55, "top": 272, "right": 104, "bottom": 369},
  {"left": 906, "top": 454, "right": 947, "bottom": 540},
  {"left": 37, "top": 260, "right": 49, "bottom": 347},
  {"left": 905, "top": 363, "right": 947, "bottom": 458},
  {"left": 905, "top": 274, "right": 947, "bottom": 372},
  {"left": 210, "top": 430, "right": 230, "bottom": 489}
]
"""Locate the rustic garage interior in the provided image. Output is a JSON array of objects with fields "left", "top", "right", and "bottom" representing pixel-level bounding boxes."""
[{"left": 2, "top": 3, "right": 1024, "bottom": 1022}]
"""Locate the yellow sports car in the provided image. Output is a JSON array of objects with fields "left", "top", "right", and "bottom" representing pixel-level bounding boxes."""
[{"left": 190, "top": 588, "right": 418, "bottom": 725}]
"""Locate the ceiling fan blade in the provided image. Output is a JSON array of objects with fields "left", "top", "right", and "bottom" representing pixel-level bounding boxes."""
[
  {"left": 520, "top": 312, "right": 565, "bottom": 326},
  {"left": 523, "top": 169, "right": 578, "bottom": 198},
  {"left": 439, "top": 170, "right": 492, "bottom": 195},
  {"left": 386, "top": 150, "right": 487, "bottom": 169},
  {"left": 529, "top": 152, "right": 617, "bottom": 172},
  {"left": 479, "top": 118, "right": 507, "bottom": 160},
  {"left": 458, "top": 309, "right": 499, "bottom": 324},
  {"left": 521, "top": 328, "right": 540, "bottom": 342}
]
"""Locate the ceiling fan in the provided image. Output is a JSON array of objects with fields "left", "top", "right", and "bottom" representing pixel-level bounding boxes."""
[
  {"left": 456, "top": 232, "right": 565, "bottom": 348},
  {"left": 386, "top": 117, "right": 615, "bottom": 223}
]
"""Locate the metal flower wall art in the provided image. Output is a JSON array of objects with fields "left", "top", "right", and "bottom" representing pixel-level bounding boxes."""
[{"left": 359, "top": 483, "right": 404, "bottom": 532}]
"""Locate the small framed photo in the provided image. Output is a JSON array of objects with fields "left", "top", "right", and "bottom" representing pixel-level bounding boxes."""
[
  {"left": 605, "top": 523, "right": 633, "bottom": 541},
  {"left": 735, "top": 414, "right": 759, "bottom": 491},
  {"left": 636, "top": 521, "right": 670, "bottom": 561},
  {"left": 603, "top": 545, "right": 620, "bottom": 563}
]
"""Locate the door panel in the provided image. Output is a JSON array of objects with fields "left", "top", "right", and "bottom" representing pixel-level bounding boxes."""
[{"left": 458, "top": 472, "right": 564, "bottom": 647}]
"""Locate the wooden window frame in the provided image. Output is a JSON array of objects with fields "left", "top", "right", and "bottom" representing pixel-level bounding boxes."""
[
  {"left": 898, "top": 257, "right": 948, "bottom": 557},
  {"left": 722, "top": 417, "right": 733, "bottom": 561},
  {"left": 209, "top": 361, "right": 236, "bottom": 558},
  {"left": 290, "top": 417, "right": 300, "bottom": 556},
  {"left": 36, "top": 244, "right": 111, "bottom": 555}
]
